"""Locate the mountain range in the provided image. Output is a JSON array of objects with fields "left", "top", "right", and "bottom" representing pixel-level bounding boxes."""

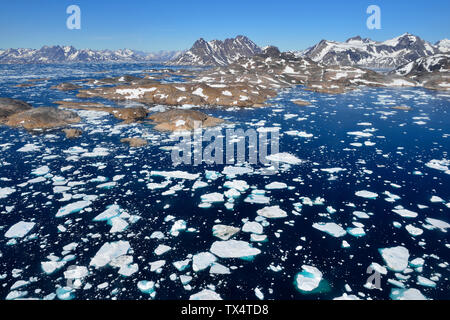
[
  {"left": 1, "top": 34, "right": 449, "bottom": 70},
  {"left": 0, "top": 46, "right": 183, "bottom": 64},
  {"left": 301, "top": 33, "right": 448, "bottom": 69},
  {"left": 169, "top": 35, "right": 262, "bottom": 66}
]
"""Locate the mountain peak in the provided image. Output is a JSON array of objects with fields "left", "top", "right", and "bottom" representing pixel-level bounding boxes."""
[
  {"left": 305, "top": 33, "right": 440, "bottom": 69},
  {"left": 171, "top": 35, "right": 261, "bottom": 66}
]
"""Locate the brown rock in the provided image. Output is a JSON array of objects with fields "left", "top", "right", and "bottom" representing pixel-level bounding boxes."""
[
  {"left": 0, "top": 98, "right": 33, "bottom": 121},
  {"left": 292, "top": 100, "right": 311, "bottom": 106},
  {"left": 76, "top": 82, "right": 276, "bottom": 108},
  {"left": 392, "top": 106, "right": 412, "bottom": 111},
  {"left": 112, "top": 107, "right": 148, "bottom": 123},
  {"left": 120, "top": 137, "right": 148, "bottom": 147},
  {"left": 5, "top": 107, "right": 81, "bottom": 131},
  {"left": 148, "top": 109, "right": 224, "bottom": 132},
  {"left": 54, "top": 101, "right": 148, "bottom": 123},
  {"left": 51, "top": 83, "right": 82, "bottom": 91},
  {"left": 63, "top": 128, "right": 83, "bottom": 138}
]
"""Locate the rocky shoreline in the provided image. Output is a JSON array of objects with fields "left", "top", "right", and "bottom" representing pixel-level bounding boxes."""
[{"left": 1, "top": 46, "right": 448, "bottom": 138}]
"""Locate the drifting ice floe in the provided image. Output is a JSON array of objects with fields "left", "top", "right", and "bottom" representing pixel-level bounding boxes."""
[
  {"left": 242, "top": 221, "right": 264, "bottom": 234},
  {"left": 294, "top": 265, "right": 323, "bottom": 292},
  {"left": 224, "top": 180, "right": 249, "bottom": 192},
  {"left": 379, "top": 246, "right": 410, "bottom": 272},
  {"left": 193, "top": 252, "right": 217, "bottom": 272},
  {"left": 56, "top": 200, "right": 92, "bottom": 218},
  {"left": 390, "top": 288, "right": 427, "bottom": 300},
  {"left": 201, "top": 193, "right": 225, "bottom": 203},
  {"left": 210, "top": 263, "right": 231, "bottom": 275},
  {"left": 210, "top": 240, "right": 261, "bottom": 259},
  {"left": 137, "top": 281, "right": 156, "bottom": 295},
  {"left": 355, "top": 190, "right": 378, "bottom": 199},
  {"left": 244, "top": 190, "right": 271, "bottom": 204},
  {"left": 392, "top": 206, "right": 418, "bottom": 218},
  {"left": 151, "top": 170, "right": 200, "bottom": 180},
  {"left": 312, "top": 223, "right": 347, "bottom": 237},
  {"left": 265, "top": 182, "right": 288, "bottom": 190},
  {"left": 0, "top": 187, "right": 15, "bottom": 199},
  {"left": 266, "top": 153, "right": 303, "bottom": 165},
  {"left": 4, "top": 221, "right": 35, "bottom": 238},
  {"left": 256, "top": 206, "right": 287, "bottom": 219},
  {"left": 212, "top": 225, "right": 240, "bottom": 240},
  {"left": 190, "top": 289, "right": 222, "bottom": 300},
  {"left": 425, "top": 218, "right": 450, "bottom": 231},
  {"left": 90, "top": 241, "right": 131, "bottom": 268},
  {"left": 154, "top": 244, "right": 172, "bottom": 256}
]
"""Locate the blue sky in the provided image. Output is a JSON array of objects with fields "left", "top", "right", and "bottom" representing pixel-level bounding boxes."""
[{"left": 0, "top": 0, "right": 449, "bottom": 51}]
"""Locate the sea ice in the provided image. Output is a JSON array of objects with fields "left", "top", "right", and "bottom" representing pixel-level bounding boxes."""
[
  {"left": 4, "top": 221, "right": 35, "bottom": 238},
  {"left": 425, "top": 218, "right": 450, "bottom": 231},
  {"left": 0, "top": 187, "right": 15, "bottom": 199},
  {"left": 390, "top": 288, "right": 427, "bottom": 300},
  {"left": 312, "top": 222, "right": 347, "bottom": 237},
  {"left": 223, "top": 180, "right": 249, "bottom": 192},
  {"left": 355, "top": 190, "right": 378, "bottom": 199},
  {"left": 193, "top": 252, "right": 217, "bottom": 272},
  {"left": 31, "top": 166, "right": 50, "bottom": 176},
  {"left": 294, "top": 265, "right": 323, "bottom": 292},
  {"left": 212, "top": 225, "right": 240, "bottom": 240},
  {"left": 90, "top": 241, "right": 131, "bottom": 268},
  {"left": 266, "top": 153, "right": 303, "bottom": 165},
  {"left": 265, "top": 182, "right": 288, "bottom": 190},
  {"left": 210, "top": 240, "right": 261, "bottom": 259},
  {"left": 190, "top": 289, "right": 222, "bottom": 300},
  {"left": 405, "top": 225, "right": 423, "bottom": 236},
  {"left": 392, "top": 206, "right": 418, "bottom": 218},
  {"left": 137, "top": 281, "right": 155, "bottom": 295},
  {"left": 154, "top": 244, "right": 172, "bottom": 256},
  {"left": 151, "top": 170, "right": 200, "bottom": 180},
  {"left": 379, "top": 246, "right": 410, "bottom": 272},
  {"left": 56, "top": 200, "right": 92, "bottom": 218},
  {"left": 242, "top": 221, "right": 264, "bottom": 234},
  {"left": 201, "top": 193, "right": 225, "bottom": 203},
  {"left": 256, "top": 206, "right": 287, "bottom": 219}
]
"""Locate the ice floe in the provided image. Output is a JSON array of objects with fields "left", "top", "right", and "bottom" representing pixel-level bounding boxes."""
[
  {"left": 379, "top": 246, "right": 410, "bottom": 272},
  {"left": 294, "top": 265, "right": 323, "bottom": 292},
  {"left": 312, "top": 222, "right": 346, "bottom": 237},
  {"left": 256, "top": 206, "right": 287, "bottom": 219},
  {"left": 210, "top": 240, "right": 261, "bottom": 259},
  {"left": 4, "top": 221, "right": 35, "bottom": 238}
]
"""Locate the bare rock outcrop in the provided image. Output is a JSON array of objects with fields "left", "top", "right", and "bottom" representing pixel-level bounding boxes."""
[
  {"left": 51, "top": 83, "right": 82, "bottom": 91},
  {"left": 63, "top": 128, "right": 83, "bottom": 138},
  {"left": 148, "top": 109, "right": 224, "bottom": 132},
  {"left": 0, "top": 98, "right": 33, "bottom": 121},
  {"left": 55, "top": 101, "right": 148, "bottom": 123},
  {"left": 5, "top": 107, "right": 81, "bottom": 131},
  {"left": 120, "top": 137, "right": 148, "bottom": 147}
]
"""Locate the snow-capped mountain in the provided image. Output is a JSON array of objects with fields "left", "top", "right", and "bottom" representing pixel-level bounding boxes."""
[
  {"left": 392, "top": 54, "right": 449, "bottom": 91},
  {"left": 304, "top": 33, "right": 443, "bottom": 69},
  {"left": 435, "top": 39, "right": 450, "bottom": 53},
  {"left": 0, "top": 45, "right": 183, "bottom": 64},
  {"left": 170, "top": 35, "right": 262, "bottom": 66},
  {"left": 394, "top": 54, "right": 450, "bottom": 77}
]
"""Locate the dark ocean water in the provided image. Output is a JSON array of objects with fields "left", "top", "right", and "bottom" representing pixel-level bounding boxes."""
[{"left": 0, "top": 63, "right": 449, "bottom": 300}]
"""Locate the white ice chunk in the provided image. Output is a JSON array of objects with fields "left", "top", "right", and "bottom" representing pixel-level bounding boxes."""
[
  {"left": 379, "top": 246, "right": 410, "bottom": 272},
  {"left": 210, "top": 240, "right": 261, "bottom": 259},
  {"left": 294, "top": 265, "right": 323, "bottom": 292},
  {"left": 5, "top": 221, "right": 35, "bottom": 238}
]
